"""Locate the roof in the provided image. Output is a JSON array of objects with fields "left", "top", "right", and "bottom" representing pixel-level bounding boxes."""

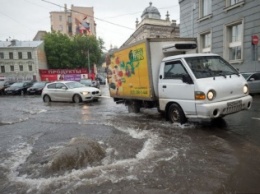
[
  {"left": 141, "top": 2, "right": 161, "bottom": 19},
  {"left": 163, "top": 53, "right": 219, "bottom": 62},
  {"left": 0, "top": 40, "right": 43, "bottom": 48}
]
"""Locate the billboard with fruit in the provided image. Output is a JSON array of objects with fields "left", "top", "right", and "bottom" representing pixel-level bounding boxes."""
[{"left": 107, "top": 42, "right": 151, "bottom": 98}]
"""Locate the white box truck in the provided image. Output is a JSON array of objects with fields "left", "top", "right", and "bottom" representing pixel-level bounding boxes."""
[{"left": 107, "top": 38, "right": 252, "bottom": 124}]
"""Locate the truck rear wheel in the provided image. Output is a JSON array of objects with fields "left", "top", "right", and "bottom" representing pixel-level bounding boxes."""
[
  {"left": 168, "top": 104, "right": 187, "bottom": 124},
  {"left": 127, "top": 100, "right": 140, "bottom": 113}
]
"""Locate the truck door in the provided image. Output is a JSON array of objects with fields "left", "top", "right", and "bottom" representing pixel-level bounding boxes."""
[{"left": 158, "top": 60, "right": 196, "bottom": 116}]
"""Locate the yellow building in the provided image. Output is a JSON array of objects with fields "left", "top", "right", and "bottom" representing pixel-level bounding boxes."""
[{"left": 50, "top": 4, "right": 96, "bottom": 36}]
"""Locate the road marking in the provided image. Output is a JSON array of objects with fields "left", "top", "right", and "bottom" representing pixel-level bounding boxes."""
[{"left": 252, "top": 117, "right": 260, "bottom": 121}]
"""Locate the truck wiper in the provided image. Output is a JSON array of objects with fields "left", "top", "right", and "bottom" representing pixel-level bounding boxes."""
[
  {"left": 226, "top": 71, "right": 240, "bottom": 77},
  {"left": 217, "top": 71, "right": 226, "bottom": 78}
]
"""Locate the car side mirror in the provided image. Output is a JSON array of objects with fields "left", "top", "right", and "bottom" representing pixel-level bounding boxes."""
[
  {"left": 249, "top": 78, "right": 255, "bottom": 81},
  {"left": 182, "top": 74, "right": 193, "bottom": 84},
  {"left": 61, "top": 86, "right": 67, "bottom": 90}
]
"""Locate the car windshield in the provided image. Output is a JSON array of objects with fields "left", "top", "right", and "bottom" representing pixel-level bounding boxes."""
[
  {"left": 11, "top": 82, "right": 23, "bottom": 87},
  {"left": 65, "top": 81, "right": 85, "bottom": 89},
  {"left": 185, "top": 56, "right": 239, "bottom": 79},
  {"left": 80, "top": 79, "right": 92, "bottom": 84},
  {"left": 33, "top": 82, "right": 46, "bottom": 87}
]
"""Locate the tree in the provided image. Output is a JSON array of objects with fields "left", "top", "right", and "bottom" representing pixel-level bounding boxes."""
[
  {"left": 44, "top": 32, "right": 103, "bottom": 70},
  {"left": 44, "top": 32, "right": 73, "bottom": 69}
]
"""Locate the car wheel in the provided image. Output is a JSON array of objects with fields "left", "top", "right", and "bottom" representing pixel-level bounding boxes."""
[
  {"left": 73, "top": 94, "right": 82, "bottom": 103},
  {"left": 168, "top": 103, "right": 187, "bottom": 124},
  {"left": 43, "top": 95, "right": 51, "bottom": 103}
]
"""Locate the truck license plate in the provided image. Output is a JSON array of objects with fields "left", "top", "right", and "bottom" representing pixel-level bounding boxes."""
[{"left": 226, "top": 100, "right": 242, "bottom": 114}]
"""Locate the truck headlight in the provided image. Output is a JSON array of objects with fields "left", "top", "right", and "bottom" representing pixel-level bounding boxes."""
[
  {"left": 207, "top": 90, "right": 216, "bottom": 101},
  {"left": 243, "top": 85, "right": 249, "bottom": 94}
]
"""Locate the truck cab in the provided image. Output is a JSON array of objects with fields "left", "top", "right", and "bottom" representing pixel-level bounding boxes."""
[{"left": 158, "top": 53, "right": 252, "bottom": 123}]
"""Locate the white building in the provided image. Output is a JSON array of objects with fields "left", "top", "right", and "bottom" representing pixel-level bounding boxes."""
[{"left": 0, "top": 40, "right": 48, "bottom": 81}]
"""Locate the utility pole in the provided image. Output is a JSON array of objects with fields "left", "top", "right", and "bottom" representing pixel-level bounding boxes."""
[{"left": 88, "top": 49, "right": 90, "bottom": 77}]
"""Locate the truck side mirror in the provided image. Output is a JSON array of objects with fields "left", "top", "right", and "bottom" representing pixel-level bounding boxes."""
[{"left": 182, "top": 74, "right": 193, "bottom": 84}]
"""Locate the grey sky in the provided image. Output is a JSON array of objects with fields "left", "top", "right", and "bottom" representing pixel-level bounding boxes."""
[{"left": 0, "top": 0, "right": 180, "bottom": 50}]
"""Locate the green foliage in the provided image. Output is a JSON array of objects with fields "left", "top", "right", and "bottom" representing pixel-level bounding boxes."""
[{"left": 44, "top": 32, "right": 104, "bottom": 69}]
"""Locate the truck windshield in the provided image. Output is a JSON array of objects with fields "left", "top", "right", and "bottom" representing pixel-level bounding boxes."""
[{"left": 185, "top": 56, "right": 239, "bottom": 79}]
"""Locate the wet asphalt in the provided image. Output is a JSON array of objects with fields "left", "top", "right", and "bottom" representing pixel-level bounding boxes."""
[{"left": 0, "top": 85, "right": 260, "bottom": 194}]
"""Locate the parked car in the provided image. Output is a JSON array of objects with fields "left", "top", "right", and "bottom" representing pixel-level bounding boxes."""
[
  {"left": 27, "top": 81, "right": 48, "bottom": 95},
  {"left": 0, "top": 80, "right": 15, "bottom": 95},
  {"left": 41, "top": 81, "right": 101, "bottom": 103},
  {"left": 241, "top": 72, "right": 260, "bottom": 94},
  {"left": 80, "top": 79, "right": 100, "bottom": 89},
  {"left": 4, "top": 81, "right": 33, "bottom": 95}
]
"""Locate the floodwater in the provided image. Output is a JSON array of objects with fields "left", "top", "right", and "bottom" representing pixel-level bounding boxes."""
[{"left": 0, "top": 86, "right": 260, "bottom": 194}]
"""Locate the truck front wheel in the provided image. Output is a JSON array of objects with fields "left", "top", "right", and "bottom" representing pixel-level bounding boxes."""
[{"left": 168, "top": 104, "right": 187, "bottom": 124}]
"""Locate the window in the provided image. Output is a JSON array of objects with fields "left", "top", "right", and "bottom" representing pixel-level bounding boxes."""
[
  {"left": 47, "top": 83, "right": 56, "bottom": 89},
  {"left": 68, "top": 16, "right": 72, "bottom": 23},
  {"left": 249, "top": 73, "right": 260, "bottom": 81},
  {"left": 10, "top": 65, "right": 14, "bottom": 72},
  {"left": 28, "top": 65, "right": 33, "bottom": 71},
  {"left": 1, "top": 66, "right": 5, "bottom": 73},
  {"left": 199, "top": 0, "right": 212, "bottom": 18},
  {"left": 56, "top": 83, "right": 65, "bottom": 89},
  {"left": 164, "top": 61, "right": 188, "bottom": 79},
  {"left": 227, "top": 0, "right": 243, "bottom": 6},
  {"left": 27, "top": 52, "right": 32, "bottom": 59},
  {"left": 199, "top": 31, "right": 211, "bottom": 53},
  {"left": 0, "top": 52, "right": 4, "bottom": 59},
  {"left": 9, "top": 52, "right": 13, "bottom": 59},
  {"left": 59, "top": 25, "right": 63, "bottom": 31},
  {"left": 224, "top": 20, "right": 243, "bottom": 62},
  {"left": 19, "top": 65, "right": 23, "bottom": 71},
  {"left": 224, "top": 0, "right": 244, "bottom": 11},
  {"left": 185, "top": 56, "right": 238, "bottom": 79},
  {"left": 231, "top": 0, "right": 242, "bottom": 5},
  {"left": 18, "top": 52, "right": 22, "bottom": 59}
]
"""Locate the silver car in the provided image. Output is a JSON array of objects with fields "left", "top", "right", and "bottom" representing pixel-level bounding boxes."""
[
  {"left": 41, "top": 81, "right": 101, "bottom": 103},
  {"left": 241, "top": 72, "right": 260, "bottom": 94}
]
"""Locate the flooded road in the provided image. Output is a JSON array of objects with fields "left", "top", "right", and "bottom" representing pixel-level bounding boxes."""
[{"left": 0, "top": 86, "right": 260, "bottom": 194}]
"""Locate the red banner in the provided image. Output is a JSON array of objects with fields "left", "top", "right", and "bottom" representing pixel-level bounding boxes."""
[{"left": 39, "top": 69, "right": 95, "bottom": 81}]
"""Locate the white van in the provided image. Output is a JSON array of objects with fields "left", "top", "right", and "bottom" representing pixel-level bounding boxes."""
[{"left": 158, "top": 53, "right": 252, "bottom": 123}]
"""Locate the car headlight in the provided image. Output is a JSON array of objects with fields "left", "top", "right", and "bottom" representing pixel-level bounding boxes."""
[
  {"left": 81, "top": 91, "right": 90, "bottom": 95},
  {"left": 243, "top": 85, "right": 249, "bottom": 94},
  {"left": 207, "top": 90, "right": 216, "bottom": 101}
]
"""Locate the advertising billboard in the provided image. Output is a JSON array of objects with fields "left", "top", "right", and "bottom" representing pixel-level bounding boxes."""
[{"left": 108, "top": 42, "right": 151, "bottom": 98}]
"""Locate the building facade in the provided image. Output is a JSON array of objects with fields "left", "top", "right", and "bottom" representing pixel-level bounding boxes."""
[
  {"left": 179, "top": 0, "right": 260, "bottom": 72},
  {"left": 122, "top": 3, "right": 180, "bottom": 46},
  {"left": 0, "top": 40, "right": 47, "bottom": 81},
  {"left": 50, "top": 4, "right": 96, "bottom": 36}
]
